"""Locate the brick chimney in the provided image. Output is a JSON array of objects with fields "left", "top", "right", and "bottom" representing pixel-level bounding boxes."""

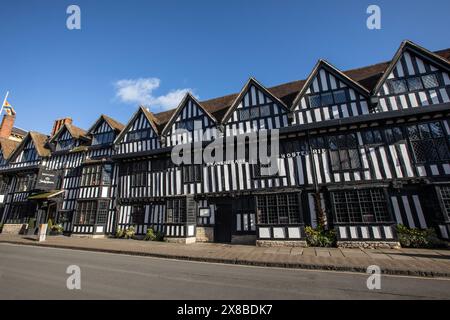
[
  {"left": 51, "top": 117, "right": 72, "bottom": 136},
  {"left": 0, "top": 114, "right": 16, "bottom": 139}
]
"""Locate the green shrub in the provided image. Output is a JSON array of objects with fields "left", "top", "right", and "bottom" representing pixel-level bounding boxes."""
[
  {"left": 51, "top": 224, "right": 64, "bottom": 235},
  {"left": 305, "top": 225, "right": 336, "bottom": 247},
  {"left": 114, "top": 228, "right": 125, "bottom": 238},
  {"left": 396, "top": 224, "right": 447, "bottom": 248},
  {"left": 47, "top": 219, "right": 54, "bottom": 235},
  {"left": 144, "top": 227, "right": 164, "bottom": 241},
  {"left": 123, "top": 226, "right": 135, "bottom": 239}
]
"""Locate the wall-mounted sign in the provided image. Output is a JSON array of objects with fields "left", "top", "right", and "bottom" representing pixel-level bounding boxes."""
[
  {"left": 199, "top": 207, "right": 211, "bottom": 217},
  {"left": 36, "top": 169, "right": 59, "bottom": 191}
]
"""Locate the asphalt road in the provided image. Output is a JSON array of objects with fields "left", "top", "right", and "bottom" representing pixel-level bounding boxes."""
[{"left": 0, "top": 243, "right": 449, "bottom": 299}]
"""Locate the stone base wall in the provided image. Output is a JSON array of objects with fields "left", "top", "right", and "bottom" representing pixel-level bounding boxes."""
[
  {"left": 2, "top": 224, "right": 28, "bottom": 235},
  {"left": 337, "top": 241, "right": 401, "bottom": 249},
  {"left": 256, "top": 240, "right": 308, "bottom": 247},
  {"left": 196, "top": 227, "right": 214, "bottom": 242},
  {"left": 165, "top": 237, "right": 196, "bottom": 244},
  {"left": 71, "top": 233, "right": 106, "bottom": 239},
  {"left": 231, "top": 235, "right": 256, "bottom": 245}
]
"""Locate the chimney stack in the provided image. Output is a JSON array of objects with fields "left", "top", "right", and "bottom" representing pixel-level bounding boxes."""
[
  {"left": 0, "top": 114, "right": 16, "bottom": 139},
  {"left": 51, "top": 117, "right": 72, "bottom": 136}
]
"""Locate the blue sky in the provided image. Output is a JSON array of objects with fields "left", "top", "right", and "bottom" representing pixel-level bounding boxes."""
[{"left": 1, "top": 0, "right": 450, "bottom": 133}]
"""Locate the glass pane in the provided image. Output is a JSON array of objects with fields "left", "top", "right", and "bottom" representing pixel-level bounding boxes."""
[
  {"left": 260, "top": 105, "right": 271, "bottom": 117},
  {"left": 418, "top": 124, "right": 432, "bottom": 139},
  {"left": 333, "top": 90, "right": 347, "bottom": 104},
  {"left": 239, "top": 109, "right": 250, "bottom": 121},
  {"left": 389, "top": 79, "right": 407, "bottom": 94},
  {"left": 309, "top": 95, "right": 321, "bottom": 108},
  {"left": 407, "top": 77, "right": 424, "bottom": 91},
  {"left": 321, "top": 92, "right": 334, "bottom": 106},
  {"left": 429, "top": 122, "right": 444, "bottom": 138},
  {"left": 422, "top": 74, "right": 439, "bottom": 89}
]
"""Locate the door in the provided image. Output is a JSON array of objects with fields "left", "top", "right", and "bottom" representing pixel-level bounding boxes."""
[{"left": 214, "top": 202, "right": 232, "bottom": 243}]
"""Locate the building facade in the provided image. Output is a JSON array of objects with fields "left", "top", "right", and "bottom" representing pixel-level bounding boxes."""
[{"left": 0, "top": 40, "right": 449, "bottom": 247}]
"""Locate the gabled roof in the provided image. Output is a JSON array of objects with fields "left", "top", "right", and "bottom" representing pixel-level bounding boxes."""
[
  {"left": 115, "top": 41, "right": 449, "bottom": 133},
  {"left": 87, "top": 114, "right": 125, "bottom": 135},
  {"left": 221, "top": 77, "right": 290, "bottom": 124},
  {"left": 0, "top": 138, "right": 20, "bottom": 159},
  {"left": 291, "top": 59, "right": 370, "bottom": 109},
  {"left": 161, "top": 92, "right": 217, "bottom": 136},
  {"left": 8, "top": 131, "right": 50, "bottom": 162},
  {"left": 373, "top": 40, "right": 450, "bottom": 94},
  {"left": 50, "top": 123, "right": 89, "bottom": 143},
  {"left": 114, "top": 106, "right": 160, "bottom": 144}
]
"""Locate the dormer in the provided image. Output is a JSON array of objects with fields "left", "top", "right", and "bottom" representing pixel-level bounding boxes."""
[
  {"left": 161, "top": 93, "right": 217, "bottom": 146},
  {"left": 373, "top": 40, "right": 450, "bottom": 112},
  {"left": 87, "top": 114, "right": 124, "bottom": 147},
  {"left": 8, "top": 132, "right": 50, "bottom": 165},
  {"left": 114, "top": 106, "right": 161, "bottom": 155},
  {"left": 50, "top": 123, "right": 89, "bottom": 152},
  {"left": 291, "top": 60, "right": 370, "bottom": 125},
  {"left": 221, "top": 78, "right": 290, "bottom": 136}
]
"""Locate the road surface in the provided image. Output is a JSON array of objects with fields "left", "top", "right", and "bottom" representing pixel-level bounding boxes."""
[{"left": 0, "top": 243, "right": 449, "bottom": 299}]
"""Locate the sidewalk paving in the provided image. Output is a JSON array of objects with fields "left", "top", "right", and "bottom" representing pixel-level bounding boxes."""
[{"left": 1, "top": 234, "right": 450, "bottom": 278}]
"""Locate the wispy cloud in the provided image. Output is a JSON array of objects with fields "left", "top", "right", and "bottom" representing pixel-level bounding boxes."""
[{"left": 114, "top": 77, "right": 196, "bottom": 111}]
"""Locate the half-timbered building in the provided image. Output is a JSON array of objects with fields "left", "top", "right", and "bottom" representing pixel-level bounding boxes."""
[{"left": 1, "top": 40, "right": 449, "bottom": 247}]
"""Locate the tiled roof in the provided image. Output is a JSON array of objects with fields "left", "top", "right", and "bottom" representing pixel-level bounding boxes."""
[
  {"left": 0, "top": 138, "right": 20, "bottom": 158},
  {"left": 150, "top": 46, "right": 450, "bottom": 127},
  {"left": 102, "top": 114, "right": 125, "bottom": 132},
  {"left": 29, "top": 131, "right": 51, "bottom": 157}
]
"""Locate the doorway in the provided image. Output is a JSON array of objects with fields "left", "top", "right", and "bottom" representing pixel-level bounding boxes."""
[{"left": 214, "top": 202, "right": 232, "bottom": 243}]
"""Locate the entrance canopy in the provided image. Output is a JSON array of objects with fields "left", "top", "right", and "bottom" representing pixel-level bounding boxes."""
[{"left": 28, "top": 190, "right": 64, "bottom": 201}]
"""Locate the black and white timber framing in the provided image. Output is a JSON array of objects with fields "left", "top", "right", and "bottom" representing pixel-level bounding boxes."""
[{"left": 0, "top": 40, "right": 450, "bottom": 246}]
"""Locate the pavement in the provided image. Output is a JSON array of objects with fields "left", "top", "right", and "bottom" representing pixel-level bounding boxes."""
[
  {"left": 1, "top": 243, "right": 450, "bottom": 299},
  {"left": 0, "top": 234, "right": 450, "bottom": 278}
]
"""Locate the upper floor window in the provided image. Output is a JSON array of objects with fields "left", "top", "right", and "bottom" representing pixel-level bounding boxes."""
[
  {"left": 22, "top": 146, "right": 37, "bottom": 162},
  {"left": 387, "top": 73, "right": 441, "bottom": 95},
  {"left": 81, "top": 164, "right": 112, "bottom": 187},
  {"left": 183, "top": 165, "right": 202, "bottom": 183},
  {"left": 328, "top": 133, "right": 361, "bottom": 171},
  {"left": 238, "top": 104, "right": 272, "bottom": 121},
  {"left": 308, "top": 89, "right": 348, "bottom": 108},
  {"left": 92, "top": 131, "right": 114, "bottom": 145},
  {"left": 126, "top": 129, "right": 152, "bottom": 142},
  {"left": 384, "top": 127, "right": 404, "bottom": 144},
  {"left": 0, "top": 177, "right": 10, "bottom": 194},
  {"left": 407, "top": 122, "right": 450, "bottom": 163},
  {"left": 56, "top": 139, "right": 74, "bottom": 151},
  {"left": 362, "top": 129, "right": 383, "bottom": 145},
  {"left": 15, "top": 174, "right": 36, "bottom": 192},
  {"left": 176, "top": 119, "right": 195, "bottom": 131}
]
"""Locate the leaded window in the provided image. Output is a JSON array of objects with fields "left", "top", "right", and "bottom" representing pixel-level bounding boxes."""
[
  {"left": 384, "top": 127, "right": 404, "bottom": 144},
  {"left": 93, "top": 131, "right": 114, "bottom": 145},
  {"left": 96, "top": 200, "right": 109, "bottom": 224},
  {"left": 76, "top": 201, "right": 97, "bottom": 225},
  {"left": 15, "top": 174, "right": 36, "bottom": 192},
  {"left": 388, "top": 79, "right": 408, "bottom": 94},
  {"left": 332, "top": 189, "right": 390, "bottom": 223},
  {"left": 407, "top": 122, "right": 450, "bottom": 163},
  {"left": 56, "top": 139, "right": 74, "bottom": 151},
  {"left": 387, "top": 73, "right": 441, "bottom": 95},
  {"left": 22, "top": 146, "right": 37, "bottom": 162},
  {"left": 238, "top": 104, "right": 273, "bottom": 121},
  {"left": 8, "top": 202, "right": 36, "bottom": 223},
  {"left": 256, "top": 193, "right": 300, "bottom": 225},
  {"left": 439, "top": 186, "right": 450, "bottom": 218},
  {"left": 363, "top": 130, "right": 383, "bottom": 145},
  {"left": 328, "top": 134, "right": 361, "bottom": 171},
  {"left": 126, "top": 128, "right": 152, "bottom": 142},
  {"left": 183, "top": 165, "right": 202, "bottom": 183},
  {"left": 308, "top": 88, "right": 350, "bottom": 108},
  {"left": 422, "top": 74, "right": 439, "bottom": 89},
  {"left": 166, "top": 198, "right": 186, "bottom": 224}
]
